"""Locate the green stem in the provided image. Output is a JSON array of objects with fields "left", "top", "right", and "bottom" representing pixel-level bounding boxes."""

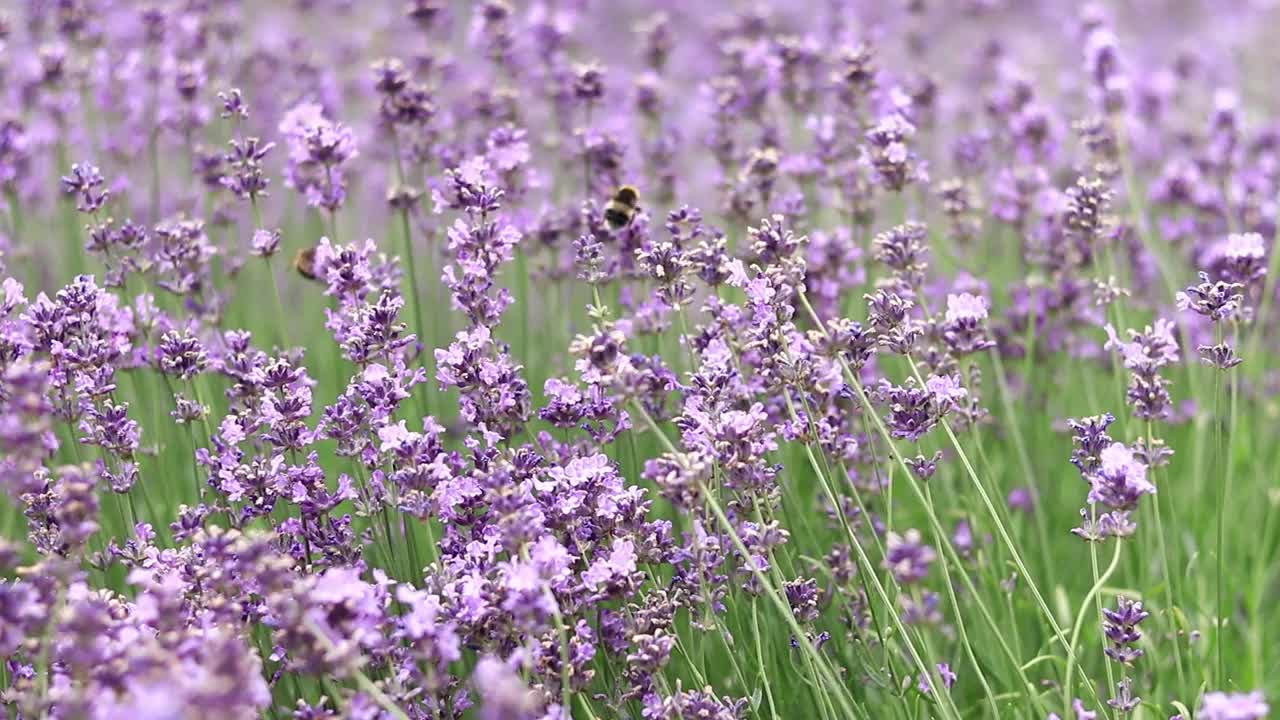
[
  {"left": 629, "top": 401, "right": 867, "bottom": 720},
  {"left": 987, "top": 345, "right": 1057, "bottom": 593},
  {"left": 1087, "top": 511, "right": 1117, "bottom": 719},
  {"left": 1063, "top": 539, "right": 1123, "bottom": 717},
  {"left": 1212, "top": 328, "right": 1227, "bottom": 687},
  {"left": 1146, "top": 420, "right": 1188, "bottom": 693},
  {"left": 751, "top": 601, "right": 782, "bottom": 720},
  {"left": 1218, "top": 323, "right": 1240, "bottom": 687},
  {"left": 796, "top": 290, "right": 1097, "bottom": 712}
]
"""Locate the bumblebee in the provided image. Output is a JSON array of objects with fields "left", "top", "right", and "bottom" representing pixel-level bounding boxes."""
[
  {"left": 604, "top": 185, "right": 640, "bottom": 231},
  {"left": 293, "top": 246, "right": 319, "bottom": 281}
]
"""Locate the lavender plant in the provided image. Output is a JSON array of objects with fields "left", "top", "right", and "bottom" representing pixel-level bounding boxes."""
[{"left": 1, "top": 2, "right": 1279, "bottom": 719}]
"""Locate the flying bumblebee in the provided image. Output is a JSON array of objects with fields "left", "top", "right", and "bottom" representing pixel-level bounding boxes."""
[
  {"left": 294, "top": 246, "right": 319, "bottom": 281},
  {"left": 604, "top": 185, "right": 640, "bottom": 231}
]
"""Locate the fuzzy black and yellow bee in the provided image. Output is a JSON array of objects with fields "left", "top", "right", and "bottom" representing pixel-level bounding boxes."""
[
  {"left": 603, "top": 185, "right": 640, "bottom": 231},
  {"left": 294, "top": 246, "right": 320, "bottom": 281}
]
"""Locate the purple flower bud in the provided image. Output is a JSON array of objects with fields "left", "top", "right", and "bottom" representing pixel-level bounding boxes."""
[
  {"left": 1198, "top": 342, "right": 1244, "bottom": 370},
  {"left": 157, "top": 330, "right": 208, "bottom": 380},
  {"left": 874, "top": 221, "right": 930, "bottom": 287},
  {"left": 1177, "top": 271, "right": 1243, "bottom": 322},
  {"left": 218, "top": 88, "right": 248, "bottom": 120},
  {"left": 1102, "top": 595, "right": 1149, "bottom": 665},
  {"left": 60, "top": 162, "right": 110, "bottom": 214},
  {"left": 1107, "top": 677, "right": 1140, "bottom": 713},
  {"left": 864, "top": 114, "right": 925, "bottom": 191}
]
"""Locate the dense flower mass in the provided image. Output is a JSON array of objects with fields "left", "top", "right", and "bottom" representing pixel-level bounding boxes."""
[{"left": 0, "top": 2, "right": 1276, "bottom": 719}]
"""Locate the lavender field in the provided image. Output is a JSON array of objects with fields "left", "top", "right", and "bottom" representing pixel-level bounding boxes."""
[{"left": 2, "top": 1, "right": 1278, "bottom": 718}]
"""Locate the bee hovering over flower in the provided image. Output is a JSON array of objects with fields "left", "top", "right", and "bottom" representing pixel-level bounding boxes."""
[
  {"left": 293, "top": 246, "right": 320, "bottom": 281},
  {"left": 603, "top": 185, "right": 640, "bottom": 231}
]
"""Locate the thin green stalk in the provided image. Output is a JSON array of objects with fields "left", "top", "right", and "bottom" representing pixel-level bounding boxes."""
[
  {"left": 987, "top": 347, "right": 1056, "bottom": 592},
  {"left": 924, "top": 483, "right": 1002, "bottom": 717},
  {"left": 782, "top": 382, "right": 996, "bottom": 715},
  {"left": 388, "top": 130, "right": 431, "bottom": 421},
  {"left": 1063, "top": 539, "right": 1123, "bottom": 717},
  {"left": 751, "top": 601, "right": 782, "bottom": 720},
  {"left": 267, "top": 256, "right": 291, "bottom": 350},
  {"left": 1087, "top": 510, "right": 1117, "bottom": 719},
  {"left": 1219, "top": 322, "right": 1241, "bottom": 688},
  {"left": 158, "top": 373, "right": 202, "bottom": 503},
  {"left": 629, "top": 401, "right": 868, "bottom": 720},
  {"left": 905, "top": 354, "right": 1088, "bottom": 700},
  {"left": 35, "top": 586, "right": 67, "bottom": 705},
  {"left": 936, "top": 413, "right": 1094, "bottom": 703},
  {"left": 772, "top": 429, "right": 960, "bottom": 717},
  {"left": 801, "top": 289, "right": 1094, "bottom": 710},
  {"left": 1146, "top": 420, "right": 1188, "bottom": 693},
  {"left": 1115, "top": 121, "right": 1206, "bottom": 413},
  {"left": 1211, "top": 329, "right": 1227, "bottom": 687},
  {"left": 798, "top": 289, "right": 1080, "bottom": 713},
  {"left": 839, "top": 379, "right": 1048, "bottom": 715}
]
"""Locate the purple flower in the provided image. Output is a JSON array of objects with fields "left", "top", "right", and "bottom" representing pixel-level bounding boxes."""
[
  {"left": 784, "top": 577, "right": 821, "bottom": 622},
  {"left": 1102, "top": 596, "right": 1149, "bottom": 665},
  {"left": 943, "top": 292, "right": 995, "bottom": 355},
  {"left": 952, "top": 520, "right": 975, "bottom": 558},
  {"left": 925, "top": 374, "right": 968, "bottom": 405},
  {"left": 1007, "top": 487, "right": 1036, "bottom": 513},
  {"left": 873, "top": 221, "right": 930, "bottom": 287},
  {"left": 938, "top": 662, "right": 957, "bottom": 690},
  {"left": 218, "top": 88, "right": 248, "bottom": 120},
  {"left": 1177, "top": 271, "right": 1243, "bottom": 322},
  {"left": 625, "top": 631, "right": 675, "bottom": 698},
  {"left": 863, "top": 114, "right": 926, "bottom": 191},
  {"left": 1213, "top": 232, "right": 1267, "bottom": 285},
  {"left": 250, "top": 228, "right": 282, "bottom": 258},
  {"left": 645, "top": 686, "right": 747, "bottom": 720},
  {"left": 945, "top": 292, "right": 988, "bottom": 323},
  {"left": 1103, "top": 320, "right": 1178, "bottom": 373},
  {"left": 1086, "top": 442, "right": 1155, "bottom": 511},
  {"left": 1064, "top": 176, "right": 1112, "bottom": 243},
  {"left": 1102, "top": 320, "right": 1179, "bottom": 419},
  {"left": 278, "top": 102, "right": 359, "bottom": 211},
  {"left": 396, "top": 585, "right": 462, "bottom": 668},
  {"left": 582, "top": 539, "right": 638, "bottom": 594},
  {"left": 222, "top": 136, "right": 274, "bottom": 201},
  {"left": 434, "top": 157, "right": 505, "bottom": 216},
  {"left": 473, "top": 656, "right": 544, "bottom": 720},
  {"left": 0, "top": 359, "right": 57, "bottom": 498},
  {"left": 876, "top": 375, "right": 965, "bottom": 441},
  {"left": 1068, "top": 698, "right": 1098, "bottom": 720},
  {"left": 157, "top": 330, "right": 208, "bottom": 380},
  {"left": 1108, "top": 678, "right": 1140, "bottom": 713},
  {"left": 1198, "top": 342, "right": 1243, "bottom": 370},
  {"left": 0, "top": 118, "right": 32, "bottom": 191},
  {"left": 906, "top": 450, "right": 943, "bottom": 481},
  {"left": 884, "top": 529, "right": 935, "bottom": 584},
  {"left": 60, "top": 162, "right": 109, "bottom": 214},
  {"left": 865, "top": 289, "right": 923, "bottom": 355},
  {"left": 1199, "top": 691, "right": 1270, "bottom": 720}
]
